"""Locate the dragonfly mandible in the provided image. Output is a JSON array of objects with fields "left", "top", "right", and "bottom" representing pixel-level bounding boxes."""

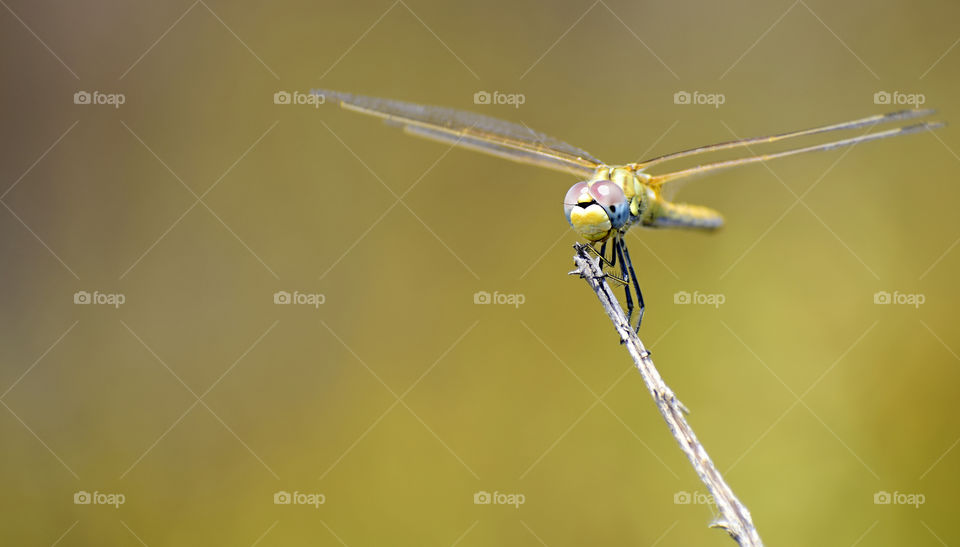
[{"left": 314, "top": 89, "right": 941, "bottom": 332}]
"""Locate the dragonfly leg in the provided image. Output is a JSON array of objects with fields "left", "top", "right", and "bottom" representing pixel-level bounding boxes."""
[
  {"left": 613, "top": 236, "right": 635, "bottom": 325},
  {"left": 583, "top": 242, "right": 628, "bottom": 286},
  {"left": 618, "top": 236, "right": 645, "bottom": 333}
]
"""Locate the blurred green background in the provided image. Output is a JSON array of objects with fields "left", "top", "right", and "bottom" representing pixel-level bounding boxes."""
[{"left": 1, "top": 0, "right": 958, "bottom": 545}]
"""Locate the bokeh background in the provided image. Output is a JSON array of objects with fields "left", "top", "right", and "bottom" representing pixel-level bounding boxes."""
[{"left": 1, "top": 0, "right": 958, "bottom": 545}]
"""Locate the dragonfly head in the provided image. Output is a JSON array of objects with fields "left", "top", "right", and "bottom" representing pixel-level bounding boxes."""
[{"left": 563, "top": 180, "right": 630, "bottom": 242}]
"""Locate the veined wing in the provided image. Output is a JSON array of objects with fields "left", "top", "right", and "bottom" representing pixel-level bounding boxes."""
[
  {"left": 316, "top": 89, "right": 602, "bottom": 177},
  {"left": 644, "top": 114, "right": 943, "bottom": 186}
]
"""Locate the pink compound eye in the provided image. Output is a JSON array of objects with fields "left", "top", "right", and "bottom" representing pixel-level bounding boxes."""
[
  {"left": 589, "top": 180, "right": 629, "bottom": 227},
  {"left": 563, "top": 181, "right": 590, "bottom": 205},
  {"left": 589, "top": 180, "right": 626, "bottom": 208}
]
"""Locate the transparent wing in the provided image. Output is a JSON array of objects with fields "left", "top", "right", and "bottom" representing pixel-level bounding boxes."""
[
  {"left": 316, "top": 89, "right": 602, "bottom": 177},
  {"left": 646, "top": 117, "right": 943, "bottom": 186},
  {"left": 637, "top": 109, "right": 935, "bottom": 169}
]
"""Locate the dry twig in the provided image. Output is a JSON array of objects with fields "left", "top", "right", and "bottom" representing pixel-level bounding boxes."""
[{"left": 571, "top": 243, "right": 763, "bottom": 546}]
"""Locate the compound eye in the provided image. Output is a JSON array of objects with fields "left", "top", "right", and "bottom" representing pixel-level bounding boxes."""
[
  {"left": 563, "top": 181, "right": 591, "bottom": 205},
  {"left": 563, "top": 181, "right": 591, "bottom": 219},
  {"left": 589, "top": 180, "right": 626, "bottom": 208},
  {"left": 589, "top": 180, "right": 628, "bottom": 225}
]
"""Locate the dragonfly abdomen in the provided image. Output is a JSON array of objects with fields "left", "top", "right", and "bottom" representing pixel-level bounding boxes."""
[{"left": 645, "top": 201, "right": 725, "bottom": 231}]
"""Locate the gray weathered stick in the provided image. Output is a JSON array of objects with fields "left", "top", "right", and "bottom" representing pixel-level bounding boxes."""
[{"left": 571, "top": 243, "right": 763, "bottom": 546}]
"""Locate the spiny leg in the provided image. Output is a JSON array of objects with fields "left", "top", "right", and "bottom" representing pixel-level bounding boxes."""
[{"left": 618, "top": 236, "right": 645, "bottom": 333}]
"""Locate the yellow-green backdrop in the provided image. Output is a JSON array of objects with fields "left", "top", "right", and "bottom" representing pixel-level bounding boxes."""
[{"left": 1, "top": 0, "right": 958, "bottom": 545}]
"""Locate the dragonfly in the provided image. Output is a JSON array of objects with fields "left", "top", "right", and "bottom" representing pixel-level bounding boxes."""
[{"left": 315, "top": 89, "right": 942, "bottom": 332}]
